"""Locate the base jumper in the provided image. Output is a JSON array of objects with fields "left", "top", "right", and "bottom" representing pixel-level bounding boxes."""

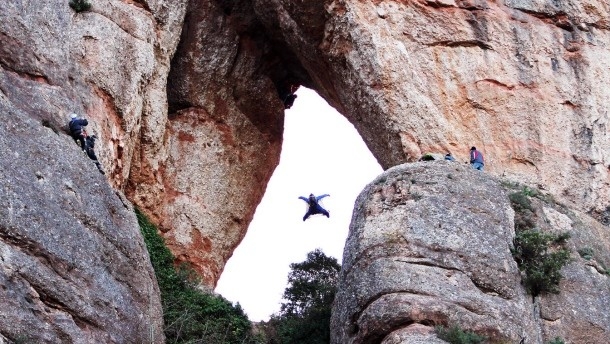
[{"left": 299, "top": 193, "right": 330, "bottom": 221}]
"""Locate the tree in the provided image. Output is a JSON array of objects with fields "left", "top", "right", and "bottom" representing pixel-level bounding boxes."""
[{"left": 262, "top": 249, "right": 341, "bottom": 344}]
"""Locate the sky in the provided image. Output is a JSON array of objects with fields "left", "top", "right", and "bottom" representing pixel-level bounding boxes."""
[{"left": 214, "top": 87, "right": 383, "bottom": 322}]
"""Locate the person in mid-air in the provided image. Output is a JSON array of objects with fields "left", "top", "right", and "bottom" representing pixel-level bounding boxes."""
[{"left": 299, "top": 193, "right": 330, "bottom": 221}]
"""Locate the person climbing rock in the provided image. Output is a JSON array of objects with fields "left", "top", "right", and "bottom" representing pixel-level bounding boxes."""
[
  {"left": 470, "top": 146, "right": 484, "bottom": 171},
  {"left": 84, "top": 133, "right": 105, "bottom": 175},
  {"left": 68, "top": 113, "right": 88, "bottom": 151},
  {"left": 283, "top": 84, "right": 299, "bottom": 109},
  {"left": 445, "top": 153, "right": 456, "bottom": 161},
  {"left": 299, "top": 193, "right": 330, "bottom": 221}
]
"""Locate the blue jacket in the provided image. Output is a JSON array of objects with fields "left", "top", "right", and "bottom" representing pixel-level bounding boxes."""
[
  {"left": 299, "top": 194, "right": 329, "bottom": 205},
  {"left": 470, "top": 150, "right": 484, "bottom": 164},
  {"left": 69, "top": 118, "right": 88, "bottom": 135}
]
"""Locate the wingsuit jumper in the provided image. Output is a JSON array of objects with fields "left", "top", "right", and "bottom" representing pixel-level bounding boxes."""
[
  {"left": 299, "top": 193, "right": 330, "bottom": 221},
  {"left": 68, "top": 113, "right": 88, "bottom": 151}
]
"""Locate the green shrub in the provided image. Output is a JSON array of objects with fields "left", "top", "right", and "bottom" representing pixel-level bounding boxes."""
[
  {"left": 69, "top": 0, "right": 91, "bottom": 12},
  {"left": 511, "top": 230, "right": 571, "bottom": 296},
  {"left": 553, "top": 232, "right": 571, "bottom": 244},
  {"left": 577, "top": 247, "right": 594, "bottom": 260},
  {"left": 521, "top": 186, "right": 538, "bottom": 197},
  {"left": 547, "top": 337, "right": 565, "bottom": 344},
  {"left": 261, "top": 249, "right": 341, "bottom": 344},
  {"left": 508, "top": 191, "right": 537, "bottom": 231},
  {"left": 136, "top": 209, "right": 258, "bottom": 344},
  {"left": 435, "top": 325, "right": 486, "bottom": 344},
  {"left": 421, "top": 153, "right": 435, "bottom": 161},
  {"left": 509, "top": 191, "right": 533, "bottom": 212}
]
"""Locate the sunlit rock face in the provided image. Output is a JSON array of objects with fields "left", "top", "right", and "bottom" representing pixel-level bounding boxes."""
[
  {"left": 141, "top": 0, "right": 286, "bottom": 286},
  {"left": 252, "top": 0, "right": 610, "bottom": 219},
  {"left": 0, "top": 0, "right": 187, "bottom": 341},
  {"left": 331, "top": 162, "right": 610, "bottom": 344}
]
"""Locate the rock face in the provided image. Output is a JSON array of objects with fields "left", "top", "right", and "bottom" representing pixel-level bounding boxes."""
[
  {"left": 0, "top": 0, "right": 187, "bottom": 341},
  {"left": 251, "top": 0, "right": 610, "bottom": 217},
  {"left": 331, "top": 162, "right": 610, "bottom": 344},
  {"left": 130, "top": 0, "right": 610, "bottom": 288},
  {"left": 132, "top": 0, "right": 285, "bottom": 285},
  {"left": 0, "top": 104, "right": 164, "bottom": 342},
  {"left": 1, "top": 0, "right": 610, "bottom": 340}
]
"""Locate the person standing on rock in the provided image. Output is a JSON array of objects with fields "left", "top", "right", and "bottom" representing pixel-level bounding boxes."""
[
  {"left": 299, "top": 193, "right": 330, "bottom": 221},
  {"left": 470, "top": 146, "right": 484, "bottom": 171},
  {"left": 68, "top": 113, "right": 88, "bottom": 151}
]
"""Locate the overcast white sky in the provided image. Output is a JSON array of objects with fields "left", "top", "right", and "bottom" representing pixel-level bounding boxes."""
[{"left": 214, "top": 87, "right": 383, "bottom": 322}]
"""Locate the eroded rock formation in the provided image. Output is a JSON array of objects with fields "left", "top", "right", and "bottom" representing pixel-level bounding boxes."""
[
  {"left": 0, "top": 0, "right": 187, "bottom": 341},
  {"left": 331, "top": 162, "right": 610, "bottom": 344},
  {"left": 0, "top": 105, "right": 164, "bottom": 341},
  {"left": 1, "top": 0, "right": 609, "bottom": 341},
  {"left": 150, "top": 0, "right": 610, "bottom": 286}
]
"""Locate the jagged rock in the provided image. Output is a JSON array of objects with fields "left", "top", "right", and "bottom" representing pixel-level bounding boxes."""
[
  {"left": 331, "top": 162, "right": 610, "bottom": 344},
  {"left": 0, "top": 102, "right": 164, "bottom": 342},
  {"left": 0, "top": 0, "right": 187, "bottom": 341}
]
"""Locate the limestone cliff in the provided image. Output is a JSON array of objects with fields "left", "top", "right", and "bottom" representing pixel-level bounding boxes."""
[{"left": 331, "top": 162, "right": 610, "bottom": 344}]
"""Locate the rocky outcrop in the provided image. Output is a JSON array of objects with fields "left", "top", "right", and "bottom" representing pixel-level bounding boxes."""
[
  {"left": 132, "top": 0, "right": 285, "bottom": 285},
  {"left": 331, "top": 162, "right": 610, "bottom": 344},
  {"left": 0, "top": 0, "right": 187, "bottom": 341},
  {"left": 120, "top": 0, "right": 610, "bottom": 289},
  {"left": 1, "top": 0, "right": 609, "bottom": 340},
  {"left": 0, "top": 103, "right": 164, "bottom": 342},
  {"left": 146, "top": 0, "right": 610, "bottom": 285}
]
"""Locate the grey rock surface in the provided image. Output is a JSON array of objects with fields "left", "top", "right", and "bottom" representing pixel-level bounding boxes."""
[
  {"left": 331, "top": 162, "right": 610, "bottom": 344},
  {"left": 0, "top": 99, "right": 164, "bottom": 342}
]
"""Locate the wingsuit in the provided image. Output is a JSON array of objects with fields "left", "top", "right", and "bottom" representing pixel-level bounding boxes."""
[{"left": 299, "top": 193, "right": 330, "bottom": 221}]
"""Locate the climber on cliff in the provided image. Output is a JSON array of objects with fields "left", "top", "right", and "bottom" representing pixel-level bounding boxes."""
[
  {"left": 299, "top": 193, "right": 330, "bottom": 221},
  {"left": 445, "top": 153, "right": 456, "bottom": 161},
  {"left": 284, "top": 84, "right": 299, "bottom": 109},
  {"left": 470, "top": 146, "right": 484, "bottom": 171},
  {"left": 68, "top": 113, "right": 88, "bottom": 151},
  {"left": 83, "top": 131, "right": 105, "bottom": 175}
]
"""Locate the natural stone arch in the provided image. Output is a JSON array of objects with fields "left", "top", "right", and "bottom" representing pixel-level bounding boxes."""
[{"left": 128, "top": 0, "right": 609, "bottom": 287}]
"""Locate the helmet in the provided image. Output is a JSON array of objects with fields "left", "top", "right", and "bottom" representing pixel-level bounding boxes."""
[
  {"left": 470, "top": 146, "right": 476, "bottom": 151},
  {"left": 70, "top": 113, "right": 78, "bottom": 119}
]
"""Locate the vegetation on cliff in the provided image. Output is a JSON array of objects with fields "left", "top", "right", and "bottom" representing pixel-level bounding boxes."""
[
  {"left": 137, "top": 209, "right": 261, "bottom": 343},
  {"left": 69, "top": 0, "right": 91, "bottom": 12},
  {"left": 507, "top": 185, "right": 572, "bottom": 296}
]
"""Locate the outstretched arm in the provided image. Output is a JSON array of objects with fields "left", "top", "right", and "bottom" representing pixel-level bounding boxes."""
[
  {"left": 316, "top": 194, "right": 330, "bottom": 201},
  {"left": 298, "top": 196, "right": 308, "bottom": 202}
]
